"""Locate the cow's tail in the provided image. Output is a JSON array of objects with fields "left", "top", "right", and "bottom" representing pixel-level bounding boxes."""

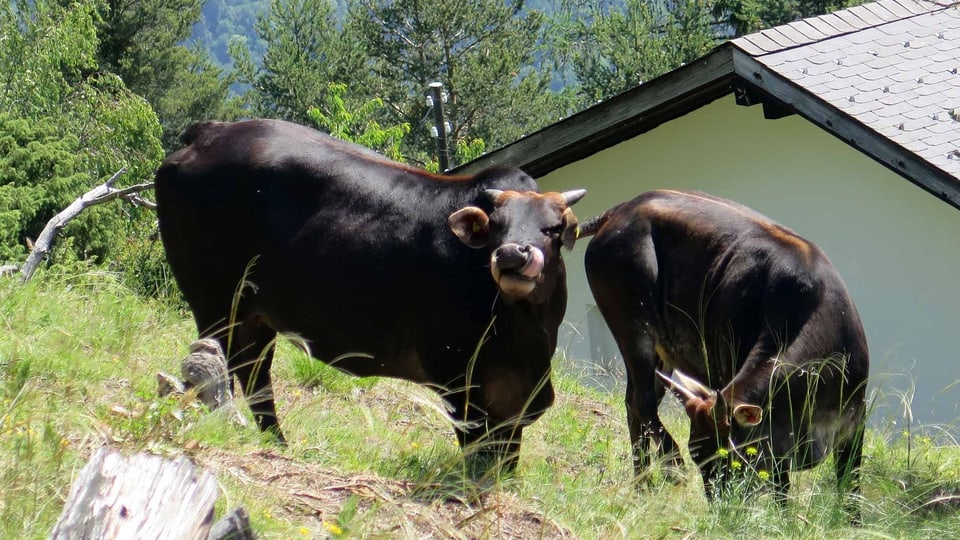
[{"left": 577, "top": 212, "right": 609, "bottom": 239}]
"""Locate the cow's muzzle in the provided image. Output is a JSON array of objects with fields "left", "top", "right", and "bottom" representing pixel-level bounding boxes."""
[{"left": 491, "top": 244, "right": 544, "bottom": 297}]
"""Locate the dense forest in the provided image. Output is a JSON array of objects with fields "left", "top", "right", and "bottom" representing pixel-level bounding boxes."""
[{"left": 0, "top": 0, "right": 862, "bottom": 293}]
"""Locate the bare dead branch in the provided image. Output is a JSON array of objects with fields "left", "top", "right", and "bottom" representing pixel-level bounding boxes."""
[{"left": 19, "top": 168, "right": 157, "bottom": 282}]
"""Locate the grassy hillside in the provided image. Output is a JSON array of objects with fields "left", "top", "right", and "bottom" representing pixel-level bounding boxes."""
[{"left": 1, "top": 270, "right": 958, "bottom": 538}]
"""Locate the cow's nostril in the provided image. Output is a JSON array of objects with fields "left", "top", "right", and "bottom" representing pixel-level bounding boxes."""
[{"left": 494, "top": 244, "right": 528, "bottom": 271}]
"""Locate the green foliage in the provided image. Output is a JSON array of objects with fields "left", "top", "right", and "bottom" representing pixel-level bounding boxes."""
[
  {"left": 714, "top": 0, "right": 866, "bottom": 36},
  {"left": 0, "top": 0, "right": 99, "bottom": 119},
  {"left": 233, "top": 0, "right": 567, "bottom": 166},
  {"left": 306, "top": 83, "right": 410, "bottom": 161},
  {"left": 110, "top": 231, "right": 183, "bottom": 303},
  {"left": 152, "top": 44, "right": 246, "bottom": 150},
  {"left": 94, "top": 0, "right": 243, "bottom": 149},
  {"left": 561, "top": 0, "right": 720, "bottom": 104},
  {"left": 353, "top": 0, "right": 566, "bottom": 165},
  {"left": 552, "top": 0, "right": 860, "bottom": 105},
  {"left": 232, "top": 0, "right": 370, "bottom": 126},
  {"left": 0, "top": 116, "right": 83, "bottom": 262},
  {"left": 0, "top": 0, "right": 175, "bottom": 279},
  {"left": 220, "top": 0, "right": 869, "bottom": 169},
  {"left": 192, "top": 0, "right": 269, "bottom": 67},
  {"left": 0, "top": 105, "right": 162, "bottom": 265}
]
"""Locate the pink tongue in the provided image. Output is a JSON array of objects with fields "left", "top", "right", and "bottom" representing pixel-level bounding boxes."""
[{"left": 518, "top": 248, "right": 544, "bottom": 278}]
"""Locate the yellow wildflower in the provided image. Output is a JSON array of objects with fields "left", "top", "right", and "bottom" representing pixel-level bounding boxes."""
[
  {"left": 745, "top": 446, "right": 758, "bottom": 457},
  {"left": 730, "top": 460, "right": 742, "bottom": 470},
  {"left": 758, "top": 470, "right": 770, "bottom": 481},
  {"left": 323, "top": 521, "right": 344, "bottom": 536},
  {"left": 715, "top": 448, "right": 729, "bottom": 458}
]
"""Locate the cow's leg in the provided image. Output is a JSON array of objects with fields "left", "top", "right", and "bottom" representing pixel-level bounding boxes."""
[
  {"left": 481, "top": 420, "right": 523, "bottom": 472},
  {"left": 622, "top": 333, "right": 681, "bottom": 481},
  {"left": 447, "top": 390, "right": 523, "bottom": 472},
  {"left": 449, "top": 388, "right": 487, "bottom": 449},
  {"left": 835, "top": 415, "right": 865, "bottom": 524},
  {"left": 587, "top": 229, "right": 679, "bottom": 482},
  {"left": 226, "top": 316, "right": 283, "bottom": 442},
  {"left": 770, "top": 465, "right": 791, "bottom": 508}
]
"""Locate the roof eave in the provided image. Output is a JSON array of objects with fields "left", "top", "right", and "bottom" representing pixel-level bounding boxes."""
[
  {"left": 731, "top": 48, "right": 960, "bottom": 210},
  {"left": 456, "top": 36, "right": 960, "bottom": 211},
  {"left": 453, "top": 45, "right": 737, "bottom": 177}
]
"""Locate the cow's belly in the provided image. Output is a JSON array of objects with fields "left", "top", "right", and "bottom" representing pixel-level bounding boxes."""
[
  {"left": 255, "top": 284, "right": 489, "bottom": 385},
  {"left": 655, "top": 328, "right": 734, "bottom": 387}
]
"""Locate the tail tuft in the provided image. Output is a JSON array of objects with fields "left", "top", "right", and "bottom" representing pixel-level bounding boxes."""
[{"left": 578, "top": 213, "right": 609, "bottom": 239}]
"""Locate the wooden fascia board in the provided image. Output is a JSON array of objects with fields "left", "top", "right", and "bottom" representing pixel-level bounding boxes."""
[
  {"left": 731, "top": 48, "right": 960, "bottom": 210},
  {"left": 454, "top": 46, "right": 737, "bottom": 178}
]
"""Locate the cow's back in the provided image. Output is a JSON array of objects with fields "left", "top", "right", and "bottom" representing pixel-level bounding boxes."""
[
  {"left": 586, "top": 189, "right": 865, "bottom": 385},
  {"left": 155, "top": 119, "right": 531, "bottom": 376}
]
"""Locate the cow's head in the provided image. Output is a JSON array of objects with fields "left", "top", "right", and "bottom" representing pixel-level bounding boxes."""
[
  {"left": 657, "top": 370, "right": 769, "bottom": 497},
  {"left": 449, "top": 189, "right": 586, "bottom": 301}
]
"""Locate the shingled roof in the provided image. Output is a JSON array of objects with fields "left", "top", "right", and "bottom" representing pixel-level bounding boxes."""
[{"left": 456, "top": 0, "right": 960, "bottom": 210}]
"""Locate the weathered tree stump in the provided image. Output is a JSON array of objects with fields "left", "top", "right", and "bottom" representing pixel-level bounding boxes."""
[
  {"left": 207, "top": 507, "right": 256, "bottom": 540},
  {"left": 158, "top": 339, "right": 247, "bottom": 426},
  {"left": 50, "top": 447, "right": 219, "bottom": 539},
  {"left": 51, "top": 447, "right": 256, "bottom": 539}
]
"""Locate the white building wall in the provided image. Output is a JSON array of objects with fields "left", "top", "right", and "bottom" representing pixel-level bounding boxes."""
[{"left": 540, "top": 96, "right": 960, "bottom": 428}]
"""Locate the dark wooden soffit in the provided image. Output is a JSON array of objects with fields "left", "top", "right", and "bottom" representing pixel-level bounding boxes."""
[
  {"left": 452, "top": 47, "right": 737, "bottom": 178},
  {"left": 731, "top": 49, "right": 960, "bottom": 211}
]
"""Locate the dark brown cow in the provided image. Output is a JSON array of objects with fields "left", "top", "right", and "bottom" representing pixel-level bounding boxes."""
[
  {"left": 154, "top": 119, "right": 586, "bottom": 468},
  {"left": 582, "top": 189, "right": 868, "bottom": 516}
]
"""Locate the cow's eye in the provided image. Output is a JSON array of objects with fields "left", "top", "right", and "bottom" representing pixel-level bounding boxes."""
[{"left": 541, "top": 224, "right": 563, "bottom": 237}]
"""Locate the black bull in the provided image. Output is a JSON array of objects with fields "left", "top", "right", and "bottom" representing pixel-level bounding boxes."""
[
  {"left": 582, "top": 189, "right": 869, "bottom": 516},
  {"left": 154, "top": 119, "right": 586, "bottom": 468}
]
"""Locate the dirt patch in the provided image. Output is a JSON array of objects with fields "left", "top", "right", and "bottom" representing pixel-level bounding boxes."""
[{"left": 194, "top": 448, "right": 575, "bottom": 539}]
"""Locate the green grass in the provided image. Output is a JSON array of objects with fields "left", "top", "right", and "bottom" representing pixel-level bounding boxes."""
[{"left": 2, "top": 270, "right": 959, "bottom": 538}]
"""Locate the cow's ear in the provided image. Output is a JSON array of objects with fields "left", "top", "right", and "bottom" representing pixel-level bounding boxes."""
[
  {"left": 732, "top": 403, "right": 763, "bottom": 426},
  {"left": 561, "top": 207, "right": 579, "bottom": 251},
  {"left": 449, "top": 206, "right": 490, "bottom": 249}
]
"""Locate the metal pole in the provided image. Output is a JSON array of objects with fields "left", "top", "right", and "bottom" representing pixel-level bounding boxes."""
[{"left": 428, "top": 82, "right": 450, "bottom": 171}]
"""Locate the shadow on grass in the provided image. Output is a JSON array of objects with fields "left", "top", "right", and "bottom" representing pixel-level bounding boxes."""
[{"left": 375, "top": 437, "right": 525, "bottom": 506}]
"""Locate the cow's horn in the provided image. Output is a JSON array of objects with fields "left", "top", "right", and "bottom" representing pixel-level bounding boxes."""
[
  {"left": 672, "top": 369, "right": 716, "bottom": 400},
  {"left": 485, "top": 189, "right": 504, "bottom": 203},
  {"left": 561, "top": 189, "right": 586, "bottom": 206},
  {"left": 656, "top": 370, "right": 698, "bottom": 402}
]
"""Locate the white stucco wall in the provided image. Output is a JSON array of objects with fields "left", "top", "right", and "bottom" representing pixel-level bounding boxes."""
[{"left": 540, "top": 95, "right": 960, "bottom": 429}]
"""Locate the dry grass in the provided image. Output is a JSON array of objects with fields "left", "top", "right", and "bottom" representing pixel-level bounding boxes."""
[
  {"left": 2, "top": 270, "right": 959, "bottom": 539},
  {"left": 193, "top": 446, "right": 574, "bottom": 539}
]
